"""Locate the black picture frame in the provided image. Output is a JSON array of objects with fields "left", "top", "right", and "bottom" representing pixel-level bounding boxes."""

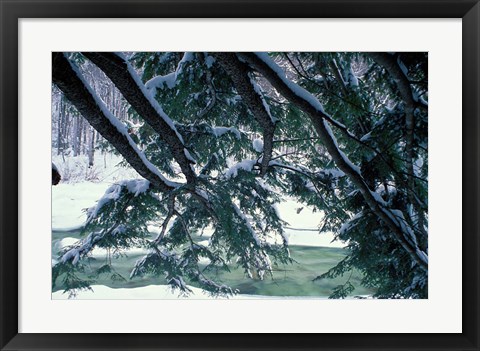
[{"left": 1, "top": 1, "right": 479, "bottom": 350}]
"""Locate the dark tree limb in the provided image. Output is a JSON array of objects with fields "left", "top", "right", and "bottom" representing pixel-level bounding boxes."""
[
  {"left": 238, "top": 52, "right": 428, "bottom": 272},
  {"left": 52, "top": 163, "right": 61, "bottom": 185},
  {"left": 81, "top": 52, "right": 197, "bottom": 185},
  {"left": 52, "top": 53, "right": 175, "bottom": 193},
  {"left": 212, "top": 53, "right": 276, "bottom": 177}
]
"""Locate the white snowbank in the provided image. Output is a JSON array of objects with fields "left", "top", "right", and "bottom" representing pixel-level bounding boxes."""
[
  {"left": 52, "top": 284, "right": 331, "bottom": 300},
  {"left": 52, "top": 182, "right": 111, "bottom": 230}
]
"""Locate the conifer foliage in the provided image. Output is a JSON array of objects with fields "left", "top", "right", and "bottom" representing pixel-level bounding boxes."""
[{"left": 52, "top": 52, "right": 428, "bottom": 298}]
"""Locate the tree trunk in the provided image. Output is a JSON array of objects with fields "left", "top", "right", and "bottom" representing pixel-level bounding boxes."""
[
  {"left": 88, "top": 126, "right": 95, "bottom": 167},
  {"left": 56, "top": 97, "right": 64, "bottom": 155}
]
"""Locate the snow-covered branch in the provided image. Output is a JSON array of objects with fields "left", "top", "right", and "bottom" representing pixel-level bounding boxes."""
[
  {"left": 368, "top": 52, "right": 426, "bottom": 234},
  {"left": 82, "top": 52, "right": 197, "bottom": 184},
  {"left": 238, "top": 52, "right": 428, "bottom": 271},
  {"left": 145, "top": 52, "right": 194, "bottom": 92}
]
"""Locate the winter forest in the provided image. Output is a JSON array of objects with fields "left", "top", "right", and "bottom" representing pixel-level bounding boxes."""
[{"left": 51, "top": 52, "right": 428, "bottom": 299}]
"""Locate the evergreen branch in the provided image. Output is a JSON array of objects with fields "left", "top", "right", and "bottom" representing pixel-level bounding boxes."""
[
  {"left": 281, "top": 55, "right": 427, "bottom": 194},
  {"left": 239, "top": 52, "right": 428, "bottom": 272},
  {"left": 213, "top": 52, "right": 276, "bottom": 177}
]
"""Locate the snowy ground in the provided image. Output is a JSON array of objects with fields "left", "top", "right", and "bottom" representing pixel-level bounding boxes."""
[
  {"left": 52, "top": 153, "right": 348, "bottom": 299},
  {"left": 52, "top": 284, "right": 333, "bottom": 300}
]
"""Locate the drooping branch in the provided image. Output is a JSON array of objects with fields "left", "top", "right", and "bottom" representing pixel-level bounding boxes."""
[
  {"left": 212, "top": 53, "right": 276, "bottom": 177},
  {"left": 238, "top": 52, "right": 428, "bottom": 271},
  {"left": 52, "top": 53, "right": 177, "bottom": 193},
  {"left": 368, "top": 53, "right": 426, "bottom": 232},
  {"left": 82, "top": 52, "right": 197, "bottom": 184}
]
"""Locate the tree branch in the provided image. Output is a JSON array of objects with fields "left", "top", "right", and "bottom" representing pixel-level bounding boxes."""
[
  {"left": 52, "top": 53, "right": 176, "bottom": 193},
  {"left": 82, "top": 52, "right": 197, "bottom": 184},
  {"left": 238, "top": 52, "right": 427, "bottom": 272}
]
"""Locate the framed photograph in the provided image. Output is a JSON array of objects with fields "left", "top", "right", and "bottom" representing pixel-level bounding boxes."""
[{"left": 1, "top": 0, "right": 479, "bottom": 350}]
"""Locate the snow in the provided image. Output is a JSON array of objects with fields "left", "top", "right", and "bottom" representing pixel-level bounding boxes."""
[
  {"left": 274, "top": 198, "right": 346, "bottom": 248},
  {"left": 324, "top": 168, "right": 346, "bottom": 178},
  {"left": 87, "top": 183, "right": 123, "bottom": 220},
  {"left": 389, "top": 209, "right": 418, "bottom": 247},
  {"left": 183, "top": 149, "right": 196, "bottom": 163},
  {"left": 376, "top": 183, "right": 397, "bottom": 197},
  {"left": 232, "top": 203, "right": 262, "bottom": 246},
  {"left": 195, "top": 188, "right": 209, "bottom": 200},
  {"left": 381, "top": 208, "right": 426, "bottom": 266},
  {"left": 61, "top": 248, "right": 79, "bottom": 264},
  {"left": 415, "top": 156, "right": 424, "bottom": 168},
  {"left": 249, "top": 75, "right": 277, "bottom": 123},
  {"left": 178, "top": 52, "right": 195, "bottom": 69},
  {"left": 415, "top": 249, "right": 429, "bottom": 266},
  {"left": 225, "top": 159, "right": 257, "bottom": 179},
  {"left": 52, "top": 152, "right": 139, "bottom": 185},
  {"left": 419, "top": 95, "right": 428, "bottom": 106},
  {"left": 360, "top": 132, "right": 372, "bottom": 142},
  {"left": 52, "top": 182, "right": 111, "bottom": 230},
  {"left": 204, "top": 55, "right": 215, "bottom": 68},
  {"left": 339, "top": 212, "right": 363, "bottom": 235},
  {"left": 252, "top": 138, "right": 264, "bottom": 153},
  {"left": 52, "top": 284, "right": 335, "bottom": 300},
  {"left": 122, "top": 179, "right": 150, "bottom": 196},
  {"left": 397, "top": 56, "right": 409, "bottom": 78},
  {"left": 145, "top": 52, "right": 194, "bottom": 93},
  {"left": 347, "top": 68, "right": 359, "bottom": 87},
  {"left": 86, "top": 179, "right": 150, "bottom": 221},
  {"left": 145, "top": 72, "right": 176, "bottom": 91},
  {"left": 323, "top": 120, "right": 362, "bottom": 175},
  {"left": 211, "top": 126, "right": 241, "bottom": 140},
  {"left": 369, "top": 190, "right": 388, "bottom": 207},
  {"left": 255, "top": 178, "right": 275, "bottom": 193},
  {"left": 51, "top": 152, "right": 144, "bottom": 231}
]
